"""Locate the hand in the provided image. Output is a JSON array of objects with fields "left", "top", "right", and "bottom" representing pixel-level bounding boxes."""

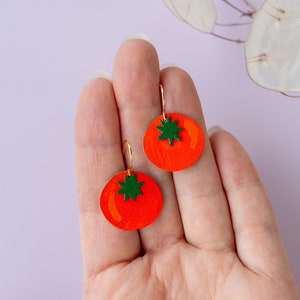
[{"left": 75, "top": 39, "right": 299, "bottom": 299}]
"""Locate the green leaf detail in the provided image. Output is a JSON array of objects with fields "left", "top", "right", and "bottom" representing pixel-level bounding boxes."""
[
  {"left": 117, "top": 174, "right": 144, "bottom": 201},
  {"left": 156, "top": 116, "right": 183, "bottom": 146}
]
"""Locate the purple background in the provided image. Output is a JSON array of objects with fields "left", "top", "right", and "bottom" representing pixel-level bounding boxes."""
[{"left": 0, "top": 1, "right": 299, "bottom": 298}]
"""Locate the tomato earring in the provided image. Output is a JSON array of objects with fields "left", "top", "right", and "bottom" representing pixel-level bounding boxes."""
[
  {"left": 100, "top": 140, "right": 163, "bottom": 230},
  {"left": 143, "top": 84, "right": 205, "bottom": 171}
]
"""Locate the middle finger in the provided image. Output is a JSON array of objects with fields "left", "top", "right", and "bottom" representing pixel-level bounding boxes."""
[{"left": 112, "top": 39, "right": 184, "bottom": 252}]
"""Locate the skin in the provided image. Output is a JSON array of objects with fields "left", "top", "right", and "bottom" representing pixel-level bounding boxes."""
[{"left": 74, "top": 39, "right": 299, "bottom": 299}]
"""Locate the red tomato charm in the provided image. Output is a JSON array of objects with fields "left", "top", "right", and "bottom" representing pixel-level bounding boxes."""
[
  {"left": 143, "top": 112, "right": 204, "bottom": 171},
  {"left": 100, "top": 170, "right": 163, "bottom": 230}
]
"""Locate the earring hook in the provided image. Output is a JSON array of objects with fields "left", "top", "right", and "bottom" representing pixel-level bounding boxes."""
[
  {"left": 122, "top": 140, "right": 133, "bottom": 176},
  {"left": 160, "top": 84, "right": 166, "bottom": 121}
]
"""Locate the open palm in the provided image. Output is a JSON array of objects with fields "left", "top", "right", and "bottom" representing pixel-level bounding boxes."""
[{"left": 75, "top": 39, "right": 298, "bottom": 299}]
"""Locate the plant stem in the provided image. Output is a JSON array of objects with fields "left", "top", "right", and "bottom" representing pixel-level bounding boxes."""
[
  {"left": 220, "top": 0, "right": 255, "bottom": 18},
  {"left": 243, "top": 0, "right": 256, "bottom": 11},
  {"left": 280, "top": 92, "right": 300, "bottom": 98},
  {"left": 216, "top": 21, "right": 252, "bottom": 27},
  {"left": 211, "top": 32, "right": 245, "bottom": 44}
]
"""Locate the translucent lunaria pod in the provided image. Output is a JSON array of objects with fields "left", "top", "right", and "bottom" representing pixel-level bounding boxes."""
[
  {"left": 163, "top": 0, "right": 217, "bottom": 33},
  {"left": 245, "top": 0, "right": 300, "bottom": 92}
]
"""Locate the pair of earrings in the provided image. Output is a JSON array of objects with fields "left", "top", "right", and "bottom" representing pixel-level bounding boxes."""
[{"left": 100, "top": 84, "right": 205, "bottom": 230}]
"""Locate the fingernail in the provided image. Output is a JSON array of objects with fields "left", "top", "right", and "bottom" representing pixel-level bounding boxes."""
[
  {"left": 122, "top": 32, "right": 150, "bottom": 43},
  {"left": 160, "top": 63, "right": 178, "bottom": 70},
  {"left": 208, "top": 125, "right": 223, "bottom": 135},
  {"left": 89, "top": 70, "right": 111, "bottom": 81}
]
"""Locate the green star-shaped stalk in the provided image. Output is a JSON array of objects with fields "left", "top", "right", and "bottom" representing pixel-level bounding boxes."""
[
  {"left": 117, "top": 174, "right": 144, "bottom": 201},
  {"left": 156, "top": 116, "right": 183, "bottom": 146}
]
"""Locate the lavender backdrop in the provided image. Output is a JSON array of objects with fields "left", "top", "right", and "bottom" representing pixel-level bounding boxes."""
[{"left": 0, "top": 1, "right": 299, "bottom": 299}]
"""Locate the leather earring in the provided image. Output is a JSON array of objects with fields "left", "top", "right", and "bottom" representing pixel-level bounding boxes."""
[
  {"left": 143, "top": 84, "right": 204, "bottom": 171},
  {"left": 100, "top": 140, "right": 163, "bottom": 230}
]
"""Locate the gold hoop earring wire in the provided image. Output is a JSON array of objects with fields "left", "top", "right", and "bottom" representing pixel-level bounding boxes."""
[
  {"left": 122, "top": 140, "right": 133, "bottom": 176},
  {"left": 160, "top": 84, "right": 166, "bottom": 121}
]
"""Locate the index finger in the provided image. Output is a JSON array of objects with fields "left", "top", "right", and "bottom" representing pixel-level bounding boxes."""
[{"left": 160, "top": 67, "right": 235, "bottom": 251}]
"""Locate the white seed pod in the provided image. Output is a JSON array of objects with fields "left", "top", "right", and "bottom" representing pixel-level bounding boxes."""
[
  {"left": 245, "top": 0, "right": 300, "bottom": 92},
  {"left": 163, "top": 0, "right": 217, "bottom": 33}
]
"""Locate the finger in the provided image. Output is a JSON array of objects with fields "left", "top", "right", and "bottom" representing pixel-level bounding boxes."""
[
  {"left": 112, "top": 39, "right": 184, "bottom": 252},
  {"left": 160, "top": 68, "right": 234, "bottom": 251},
  {"left": 75, "top": 77, "right": 140, "bottom": 276},
  {"left": 210, "top": 130, "right": 292, "bottom": 276}
]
